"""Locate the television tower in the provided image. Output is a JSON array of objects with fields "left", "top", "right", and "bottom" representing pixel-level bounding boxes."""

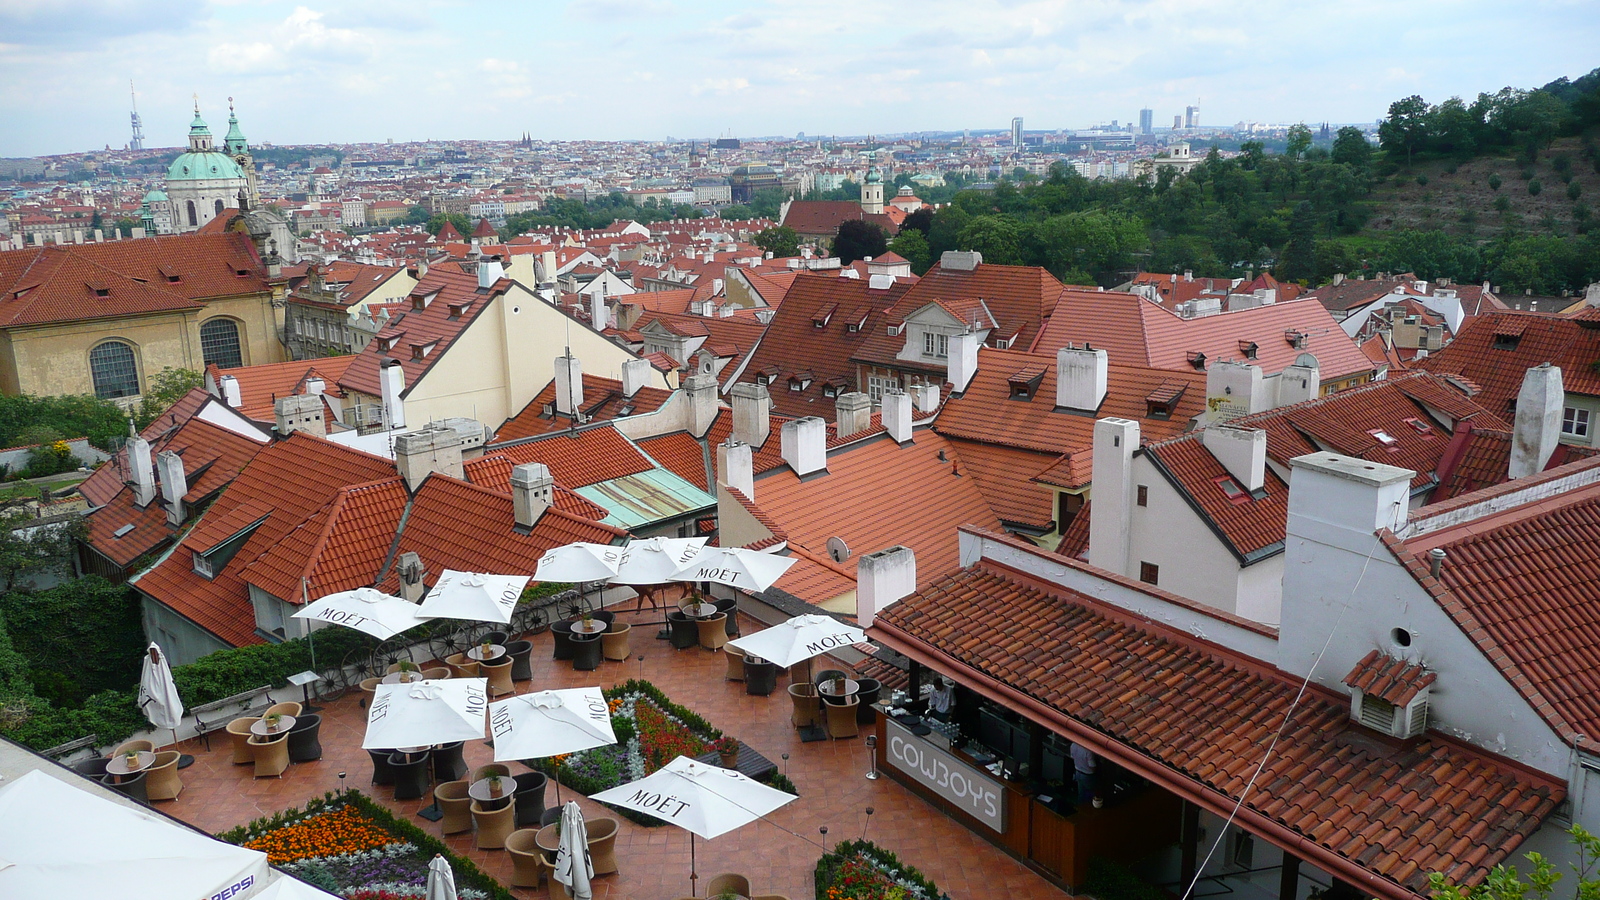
[{"left": 129, "top": 81, "right": 145, "bottom": 150}]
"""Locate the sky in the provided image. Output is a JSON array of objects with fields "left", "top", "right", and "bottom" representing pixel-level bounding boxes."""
[{"left": 0, "top": 0, "right": 1597, "bottom": 158}]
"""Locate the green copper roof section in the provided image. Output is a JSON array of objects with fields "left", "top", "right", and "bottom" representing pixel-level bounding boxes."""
[
  {"left": 223, "top": 102, "right": 248, "bottom": 154},
  {"left": 166, "top": 151, "right": 246, "bottom": 182},
  {"left": 189, "top": 112, "right": 211, "bottom": 136},
  {"left": 574, "top": 468, "right": 715, "bottom": 529}
]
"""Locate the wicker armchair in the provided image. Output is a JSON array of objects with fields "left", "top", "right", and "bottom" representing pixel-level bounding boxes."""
[
  {"left": 144, "top": 750, "right": 184, "bottom": 801},
  {"left": 706, "top": 874, "right": 751, "bottom": 897},
  {"left": 601, "top": 622, "right": 631, "bottom": 661},
  {"left": 470, "top": 800, "right": 515, "bottom": 849},
  {"left": 434, "top": 780, "right": 473, "bottom": 835},
  {"left": 586, "top": 816, "right": 620, "bottom": 875},
  {"left": 225, "top": 718, "right": 259, "bottom": 765},
  {"left": 696, "top": 613, "right": 730, "bottom": 651},
  {"left": 110, "top": 739, "right": 154, "bottom": 758},
  {"left": 247, "top": 731, "right": 290, "bottom": 778},
  {"left": 505, "top": 828, "right": 547, "bottom": 888}
]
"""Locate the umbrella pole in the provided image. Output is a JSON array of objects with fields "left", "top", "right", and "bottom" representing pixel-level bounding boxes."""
[{"left": 690, "top": 832, "right": 698, "bottom": 897}]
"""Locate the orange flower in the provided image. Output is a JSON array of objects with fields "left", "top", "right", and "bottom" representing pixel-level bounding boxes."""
[{"left": 243, "top": 805, "right": 397, "bottom": 864}]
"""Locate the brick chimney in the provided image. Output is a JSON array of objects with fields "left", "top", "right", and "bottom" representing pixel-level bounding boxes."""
[
  {"left": 554, "top": 351, "right": 583, "bottom": 417},
  {"left": 684, "top": 373, "right": 719, "bottom": 437},
  {"left": 780, "top": 416, "right": 827, "bottom": 477},
  {"left": 275, "top": 393, "right": 326, "bottom": 437},
  {"left": 1202, "top": 424, "right": 1267, "bottom": 492},
  {"left": 730, "top": 382, "right": 771, "bottom": 448},
  {"left": 394, "top": 425, "right": 463, "bottom": 491},
  {"left": 511, "top": 462, "right": 554, "bottom": 529},
  {"left": 834, "top": 391, "right": 872, "bottom": 438},
  {"left": 858, "top": 545, "right": 916, "bottom": 628},
  {"left": 620, "top": 357, "right": 650, "bottom": 399},
  {"left": 1056, "top": 344, "right": 1108, "bottom": 411},
  {"left": 1510, "top": 363, "right": 1564, "bottom": 479},
  {"left": 717, "top": 439, "right": 754, "bottom": 499},
  {"left": 156, "top": 449, "right": 187, "bottom": 527},
  {"left": 882, "top": 389, "right": 913, "bottom": 444},
  {"left": 127, "top": 431, "right": 156, "bottom": 507}
]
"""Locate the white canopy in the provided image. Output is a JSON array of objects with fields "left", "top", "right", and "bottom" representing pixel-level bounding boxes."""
[
  {"left": 362, "top": 678, "right": 488, "bottom": 749},
  {"left": 417, "top": 570, "right": 530, "bottom": 625},
  {"left": 0, "top": 769, "right": 270, "bottom": 899},
  {"left": 535, "top": 542, "right": 623, "bottom": 583},
  {"left": 253, "top": 875, "right": 344, "bottom": 900},
  {"left": 489, "top": 687, "right": 616, "bottom": 763},
  {"left": 293, "top": 587, "right": 430, "bottom": 641},
  {"left": 727, "top": 614, "right": 869, "bottom": 668},
  {"left": 609, "top": 536, "right": 708, "bottom": 585},
  {"left": 554, "top": 801, "right": 593, "bottom": 900},
  {"left": 590, "top": 755, "right": 795, "bottom": 840},
  {"left": 668, "top": 546, "right": 796, "bottom": 594},
  {"left": 137, "top": 642, "right": 184, "bottom": 732}
]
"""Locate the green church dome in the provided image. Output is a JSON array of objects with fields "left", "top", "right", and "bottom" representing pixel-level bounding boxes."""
[{"left": 167, "top": 151, "right": 246, "bottom": 182}]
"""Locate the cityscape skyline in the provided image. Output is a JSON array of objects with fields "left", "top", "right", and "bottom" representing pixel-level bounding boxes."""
[{"left": 1, "top": 1, "right": 1597, "bottom": 157}]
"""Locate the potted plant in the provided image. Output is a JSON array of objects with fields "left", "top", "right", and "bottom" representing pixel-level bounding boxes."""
[
  {"left": 123, "top": 748, "right": 141, "bottom": 769},
  {"left": 397, "top": 660, "right": 418, "bottom": 680},
  {"left": 264, "top": 712, "right": 284, "bottom": 732},
  {"left": 480, "top": 638, "right": 494, "bottom": 658},
  {"left": 712, "top": 736, "right": 740, "bottom": 769},
  {"left": 485, "top": 773, "right": 505, "bottom": 797}
]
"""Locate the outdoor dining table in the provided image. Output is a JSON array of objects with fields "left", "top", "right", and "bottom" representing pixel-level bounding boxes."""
[
  {"left": 534, "top": 822, "right": 561, "bottom": 854},
  {"left": 395, "top": 745, "right": 431, "bottom": 762},
  {"left": 381, "top": 671, "right": 426, "bottom": 684},
  {"left": 817, "top": 679, "right": 860, "bottom": 704},
  {"left": 467, "top": 644, "right": 506, "bottom": 662},
  {"left": 570, "top": 619, "right": 606, "bottom": 636},
  {"left": 250, "top": 715, "right": 297, "bottom": 737},
  {"left": 681, "top": 601, "right": 719, "bottom": 619},
  {"left": 468, "top": 777, "right": 515, "bottom": 810},
  {"left": 105, "top": 750, "right": 155, "bottom": 783}
]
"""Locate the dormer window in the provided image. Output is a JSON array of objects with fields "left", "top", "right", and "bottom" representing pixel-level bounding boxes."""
[
  {"left": 1238, "top": 340, "right": 1258, "bottom": 359},
  {"left": 1284, "top": 330, "right": 1305, "bottom": 349},
  {"left": 812, "top": 304, "right": 836, "bottom": 329},
  {"left": 1006, "top": 367, "right": 1045, "bottom": 400},
  {"left": 1187, "top": 351, "right": 1207, "bottom": 370},
  {"left": 411, "top": 340, "right": 437, "bottom": 360},
  {"left": 1493, "top": 333, "right": 1521, "bottom": 351},
  {"left": 1343, "top": 650, "right": 1433, "bottom": 739}
]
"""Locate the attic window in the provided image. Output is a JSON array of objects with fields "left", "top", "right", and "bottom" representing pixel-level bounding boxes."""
[
  {"left": 1187, "top": 351, "right": 1207, "bottom": 370},
  {"left": 1146, "top": 400, "right": 1172, "bottom": 419},
  {"left": 1238, "top": 341, "right": 1259, "bottom": 359},
  {"left": 1284, "top": 330, "right": 1306, "bottom": 349},
  {"left": 1492, "top": 333, "right": 1521, "bottom": 351},
  {"left": 812, "top": 304, "right": 836, "bottom": 328},
  {"left": 1007, "top": 367, "right": 1046, "bottom": 400},
  {"left": 411, "top": 341, "right": 437, "bottom": 360},
  {"left": 1403, "top": 417, "right": 1433, "bottom": 435},
  {"left": 92, "top": 286, "right": 110, "bottom": 298},
  {"left": 822, "top": 386, "right": 837, "bottom": 398},
  {"left": 166, "top": 273, "right": 182, "bottom": 284},
  {"left": 447, "top": 302, "right": 471, "bottom": 318},
  {"left": 1215, "top": 476, "right": 1247, "bottom": 503},
  {"left": 234, "top": 268, "right": 250, "bottom": 277},
  {"left": 1368, "top": 429, "right": 1398, "bottom": 446},
  {"left": 846, "top": 322, "right": 860, "bottom": 333},
  {"left": 994, "top": 339, "right": 1011, "bottom": 350}
]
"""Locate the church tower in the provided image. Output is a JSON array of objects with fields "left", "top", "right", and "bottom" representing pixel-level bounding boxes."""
[
  {"left": 223, "top": 98, "right": 260, "bottom": 207},
  {"left": 165, "top": 98, "right": 251, "bottom": 232},
  {"left": 860, "top": 149, "right": 884, "bottom": 215}
]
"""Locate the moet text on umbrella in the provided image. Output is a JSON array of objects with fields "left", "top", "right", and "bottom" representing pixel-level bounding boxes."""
[
  {"left": 584, "top": 694, "right": 609, "bottom": 724},
  {"left": 803, "top": 632, "right": 858, "bottom": 655},
  {"left": 626, "top": 789, "right": 691, "bottom": 820},
  {"left": 690, "top": 566, "right": 738, "bottom": 582},
  {"left": 490, "top": 704, "right": 514, "bottom": 739},
  {"left": 313, "top": 607, "right": 371, "bottom": 629}
]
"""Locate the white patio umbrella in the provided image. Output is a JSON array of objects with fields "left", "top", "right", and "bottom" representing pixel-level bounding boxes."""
[
  {"left": 293, "top": 587, "right": 430, "bottom": 641},
  {"left": 609, "top": 536, "right": 708, "bottom": 585},
  {"left": 728, "top": 614, "right": 869, "bottom": 668},
  {"left": 137, "top": 643, "right": 185, "bottom": 758},
  {"left": 362, "top": 678, "right": 489, "bottom": 749},
  {"left": 417, "top": 569, "right": 530, "bottom": 625},
  {"left": 253, "top": 874, "right": 344, "bottom": 899},
  {"left": 424, "top": 854, "right": 459, "bottom": 900},
  {"left": 554, "top": 801, "right": 594, "bottom": 900},
  {"left": 489, "top": 687, "right": 615, "bottom": 802},
  {"left": 668, "top": 546, "right": 796, "bottom": 594},
  {"left": 534, "top": 542, "right": 623, "bottom": 583},
  {"left": 591, "top": 755, "right": 796, "bottom": 895}
]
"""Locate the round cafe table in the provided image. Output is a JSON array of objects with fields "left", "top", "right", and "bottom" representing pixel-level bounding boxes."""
[
  {"left": 250, "top": 715, "right": 296, "bottom": 737},
  {"left": 395, "top": 745, "right": 431, "bottom": 763},
  {"left": 534, "top": 822, "right": 562, "bottom": 854},
  {"left": 382, "top": 671, "right": 425, "bottom": 684},
  {"left": 570, "top": 619, "right": 606, "bottom": 636},
  {"left": 467, "top": 644, "right": 506, "bottom": 662},
  {"left": 105, "top": 750, "right": 155, "bottom": 781},
  {"left": 681, "top": 601, "right": 718, "bottom": 619},
  {"left": 818, "top": 679, "right": 860, "bottom": 705},
  {"left": 469, "top": 777, "right": 514, "bottom": 810}
]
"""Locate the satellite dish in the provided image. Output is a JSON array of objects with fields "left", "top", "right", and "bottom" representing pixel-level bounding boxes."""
[{"left": 827, "top": 536, "right": 850, "bottom": 564}]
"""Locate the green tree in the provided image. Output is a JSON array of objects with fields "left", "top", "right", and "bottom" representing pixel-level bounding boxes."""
[
  {"left": 1331, "top": 127, "right": 1372, "bottom": 170},
  {"left": 1379, "top": 95, "right": 1432, "bottom": 167},
  {"left": 1285, "top": 123, "right": 1313, "bottom": 159},
  {"left": 136, "top": 367, "right": 204, "bottom": 426},
  {"left": 754, "top": 226, "right": 800, "bottom": 258},
  {"left": 956, "top": 216, "right": 1023, "bottom": 265},
  {"left": 401, "top": 205, "right": 430, "bottom": 226},
  {"left": 426, "top": 213, "right": 472, "bottom": 237},
  {"left": 1489, "top": 173, "right": 1503, "bottom": 191},
  {"left": 887, "top": 228, "right": 932, "bottom": 274},
  {"left": 0, "top": 576, "right": 140, "bottom": 706},
  {"left": 0, "top": 509, "right": 82, "bottom": 594},
  {"left": 720, "top": 205, "right": 755, "bottom": 220},
  {"left": 1278, "top": 201, "right": 1316, "bottom": 283},
  {"left": 1428, "top": 825, "right": 1596, "bottom": 900},
  {"left": 832, "top": 220, "right": 889, "bottom": 265}
]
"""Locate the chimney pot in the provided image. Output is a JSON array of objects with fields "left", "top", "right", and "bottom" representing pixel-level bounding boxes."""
[
  {"left": 1429, "top": 547, "right": 1446, "bottom": 578},
  {"left": 780, "top": 416, "right": 828, "bottom": 477},
  {"left": 511, "top": 462, "right": 554, "bottom": 528},
  {"left": 834, "top": 391, "right": 872, "bottom": 437},
  {"left": 882, "top": 390, "right": 913, "bottom": 443},
  {"left": 396, "top": 551, "right": 427, "bottom": 602},
  {"left": 717, "top": 439, "right": 754, "bottom": 499},
  {"left": 156, "top": 449, "right": 187, "bottom": 527},
  {"left": 730, "top": 382, "right": 772, "bottom": 447},
  {"left": 857, "top": 545, "right": 916, "bottom": 628},
  {"left": 1056, "top": 345, "right": 1109, "bottom": 411},
  {"left": 379, "top": 360, "right": 407, "bottom": 429},
  {"left": 554, "top": 352, "right": 583, "bottom": 417},
  {"left": 393, "top": 424, "right": 464, "bottom": 491},
  {"left": 275, "top": 393, "right": 326, "bottom": 437},
  {"left": 128, "top": 433, "right": 156, "bottom": 507},
  {"left": 620, "top": 357, "right": 650, "bottom": 398},
  {"left": 219, "top": 375, "right": 242, "bottom": 408},
  {"left": 1510, "top": 363, "right": 1564, "bottom": 479}
]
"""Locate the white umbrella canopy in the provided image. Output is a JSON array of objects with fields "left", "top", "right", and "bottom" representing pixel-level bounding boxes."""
[
  {"left": 727, "top": 614, "right": 870, "bottom": 668},
  {"left": 590, "top": 755, "right": 796, "bottom": 840},
  {"left": 668, "top": 546, "right": 796, "bottom": 594},
  {"left": 535, "top": 542, "right": 623, "bottom": 583},
  {"left": 253, "top": 874, "right": 345, "bottom": 899},
  {"left": 362, "top": 678, "right": 488, "bottom": 749},
  {"left": 554, "top": 801, "right": 594, "bottom": 900},
  {"left": 424, "top": 854, "right": 459, "bottom": 900},
  {"left": 489, "top": 687, "right": 616, "bottom": 763},
  {"left": 293, "top": 587, "right": 430, "bottom": 641},
  {"left": 137, "top": 642, "right": 184, "bottom": 732},
  {"left": 417, "top": 569, "right": 530, "bottom": 625},
  {"left": 609, "top": 536, "right": 708, "bottom": 585},
  {"left": 0, "top": 769, "right": 270, "bottom": 900}
]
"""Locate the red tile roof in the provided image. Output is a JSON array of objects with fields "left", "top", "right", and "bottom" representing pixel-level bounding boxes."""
[
  {"left": 490, "top": 426, "right": 655, "bottom": 488},
  {"left": 1145, "top": 432, "right": 1292, "bottom": 558},
  {"left": 873, "top": 556, "right": 1563, "bottom": 898},
  {"left": 636, "top": 432, "right": 711, "bottom": 492},
  {"left": 239, "top": 478, "right": 409, "bottom": 602},
  {"left": 1054, "top": 502, "right": 1091, "bottom": 560},
  {"left": 779, "top": 201, "right": 899, "bottom": 238},
  {"left": 209, "top": 357, "right": 355, "bottom": 423},
  {"left": 80, "top": 387, "right": 213, "bottom": 506},
  {"left": 940, "top": 439, "right": 1057, "bottom": 530},
  {"left": 1343, "top": 650, "right": 1436, "bottom": 707},
  {"left": 633, "top": 310, "right": 767, "bottom": 370},
  {"left": 852, "top": 260, "right": 1062, "bottom": 367},
  {"left": 1434, "top": 428, "right": 1600, "bottom": 500},
  {"left": 1417, "top": 312, "right": 1600, "bottom": 416},
  {"left": 338, "top": 267, "right": 508, "bottom": 398},
  {"left": 496, "top": 374, "right": 674, "bottom": 442},
  {"left": 459, "top": 453, "right": 612, "bottom": 520}
]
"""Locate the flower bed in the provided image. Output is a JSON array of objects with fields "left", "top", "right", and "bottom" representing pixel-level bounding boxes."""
[
  {"left": 814, "top": 840, "right": 948, "bottom": 900},
  {"left": 528, "top": 679, "right": 795, "bottom": 826},
  {"left": 218, "top": 791, "right": 512, "bottom": 900}
]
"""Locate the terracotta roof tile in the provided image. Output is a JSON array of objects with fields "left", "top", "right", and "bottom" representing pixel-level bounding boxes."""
[
  {"left": 941, "top": 439, "right": 1057, "bottom": 530},
  {"left": 1054, "top": 502, "right": 1091, "bottom": 560},
  {"left": 1435, "top": 429, "right": 1600, "bottom": 500},
  {"left": 337, "top": 268, "right": 509, "bottom": 399},
  {"left": 1344, "top": 650, "right": 1437, "bottom": 707},
  {"left": 497, "top": 375, "right": 674, "bottom": 442},
  {"left": 850, "top": 261, "right": 1062, "bottom": 370},
  {"left": 460, "top": 453, "right": 612, "bottom": 520},
  {"left": 1418, "top": 312, "right": 1600, "bottom": 416},
  {"left": 636, "top": 432, "right": 711, "bottom": 492},
  {"left": 490, "top": 426, "right": 656, "bottom": 488},
  {"left": 209, "top": 357, "right": 355, "bottom": 423}
]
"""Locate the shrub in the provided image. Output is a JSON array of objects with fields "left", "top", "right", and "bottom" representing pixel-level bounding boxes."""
[
  {"left": 1415, "top": 174, "right": 1429, "bottom": 187},
  {"left": 1569, "top": 181, "right": 1583, "bottom": 202},
  {"left": 1529, "top": 179, "right": 1543, "bottom": 196},
  {"left": 814, "top": 840, "right": 947, "bottom": 900},
  {"left": 1488, "top": 173, "right": 1502, "bottom": 191},
  {"left": 1495, "top": 195, "right": 1512, "bottom": 213}
]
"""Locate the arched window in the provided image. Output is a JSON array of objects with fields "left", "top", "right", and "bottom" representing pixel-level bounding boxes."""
[
  {"left": 89, "top": 341, "right": 140, "bottom": 399},
  {"left": 214, "top": 199, "right": 224, "bottom": 216},
  {"left": 200, "top": 318, "right": 243, "bottom": 369},
  {"left": 186, "top": 201, "right": 197, "bottom": 227}
]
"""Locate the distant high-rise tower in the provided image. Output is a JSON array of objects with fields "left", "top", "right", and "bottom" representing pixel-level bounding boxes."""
[
  {"left": 129, "top": 81, "right": 144, "bottom": 151},
  {"left": 1185, "top": 105, "right": 1199, "bottom": 129},
  {"left": 1011, "top": 117, "right": 1023, "bottom": 149},
  {"left": 1174, "top": 114, "right": 1183, "bottom": 129},
  {"left": 1139, "top": 108, "right": 1153, "bottom": 135}
]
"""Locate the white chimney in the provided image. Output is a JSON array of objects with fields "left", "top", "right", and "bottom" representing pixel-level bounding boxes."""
[
  {"left": 1510, "top": 363, "right": 1564, "bottom": 479},
  {"left": 858, "top": 545, "right": 916, "bottom": 628},
  {"left": 379, "top": 360, "right": 407, "bottom": 429},
  {"left": 1276, "top": 357, "right": 1320, "bottom": 407},
  {"left": 589, "top": 289, "right": 607, "bottom": 330},
  {"left": 620, "top": 357, "right": 650, "bottom": 398},
  {"left": 1286, "top": 452, "right": 1411, "bottom": 549},
  {"left": 155, "top": 449, "right": 187, "bottom": 527},
  {"left": 911, "top": 382, "right": 940, "bottom": 412},
  {"left": 1056, "top": 345, "right": 1109, "bottom": 411},
  {"left": 939, "top": 250, "right": 982, "bottom": 271},
  {"left": 305, "top": 377, "right": 325, "bottom": 395},
  {"left": 730, "top": 382, "right": 771, "bottom": 448},
  {"left": 684, "top": 373, "right": 719, "bottom": 437},
  {"left": 477, "top": 257, "right": 504, "bottom": 289},
  {"left": 1088, "top": 418, "right": 1140, "bottom": 576},
  {"left": 1206, "top": 360, "right": 1265, "bottom": 421},
  {"left": 1202, "top": 424, "right": 1267, "bottom": 492},
  {"left": 835, "top": 391, "right": 872, "bottom": 437},
  {"left": 393, "top": 424, "right": 464, "bottom": 491},
  {"left": 882, "top": 389, "right": 913, "bottom": 444},
  {"left": 511, "top": 462, "right": 554, "bottom": 529},
  {"left": 275, "top": 393, "right": 326, "bottom": 437},
  {"left": 948, "top": 331, "right": 980, "bottom": 393},
  {"left": 717, "top": 439, "right": 754, "bottom": 499},
  {"left": 219, "top": 375, "right": 242, "bottom": 408},
  {"left": 780, "top": 416, "right": 828, "bottom": 477},
  {"left": 127, "top": 432, "right": 156, "bottom": 507},
  {"left": 554, "top": 352, "right": 583, "bottom": 416}
]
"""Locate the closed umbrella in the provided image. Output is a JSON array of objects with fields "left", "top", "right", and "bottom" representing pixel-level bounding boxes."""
[
  {"left": 728, "top": 614, "right": 869, "bottom": 668},
  {"left": 424, "top": 854, "right": 458, "bottom": 900},
  {"left": 591, "top": 755, "right": 796, "bottom": 895},
  {"left": 293, "top": 587, "right": 430, "bottom": 641},
  {"left": 417, "top": 569, "right": 530, "bottom": 625},
  {"left": 668, "top": 546, "right": 796, "bottom": 594},
  {"left": 137, "top": 643, "right": 187, "bottom": 762},
  {"left": 554, "top": 801, "right": 593, "bottom": 900},
  {"left": 362, "top": 678, "right": 488, "bottom": 749},
  {"left": 489, "top": 687, "right": 615, "bottom": 802}
]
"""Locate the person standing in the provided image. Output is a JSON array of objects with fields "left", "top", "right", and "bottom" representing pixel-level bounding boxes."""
[{"left": 1070, "top": 742, "right": 1098, "bottom": 804}]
